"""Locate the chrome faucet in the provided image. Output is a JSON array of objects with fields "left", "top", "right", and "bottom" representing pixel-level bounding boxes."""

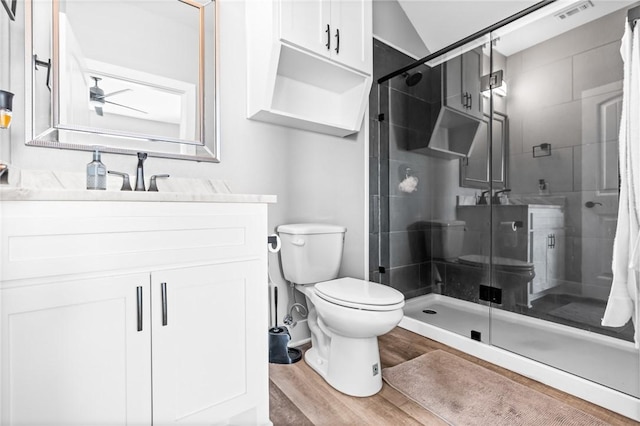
[
  {"left": 492, "top": 188, "right": 511, "bottom": 204},
  {"left": 135, "top": 152, "right": 147, "bottom": 191}
]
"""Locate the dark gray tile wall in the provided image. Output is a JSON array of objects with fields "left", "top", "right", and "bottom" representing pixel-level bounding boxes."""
[
  {"left": 370, "top": 39, "right": 474, "bottom": 298},
  {"left": 505, "top": 8, "right": 625, "bottom": 294}
]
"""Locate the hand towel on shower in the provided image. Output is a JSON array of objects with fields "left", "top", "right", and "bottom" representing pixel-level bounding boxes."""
[{"left": 602, "top": 22, "right": 640, "bottom": 347}]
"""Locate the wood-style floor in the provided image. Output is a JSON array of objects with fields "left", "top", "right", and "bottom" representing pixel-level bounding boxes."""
[{"left": 269, "top": 327, "right": 638, "bottom": 425}]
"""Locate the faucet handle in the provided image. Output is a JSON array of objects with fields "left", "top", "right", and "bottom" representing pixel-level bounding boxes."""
[
  {"left": 108, "top": 170, "right": 132, "bottom": 191},
  {"left": 148, "top": 174, "right": 170, "bottom": 192},
  {"left": 477, "top": 189, "right": 491, "bottom": 205},
  {"left": 492, "top": 188, "right": 511, "bottom": 204}
]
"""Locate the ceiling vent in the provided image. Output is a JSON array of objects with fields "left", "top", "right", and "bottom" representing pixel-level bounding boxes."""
[{"left": 554, "top": 1, "right": 594, "bottom": 20}]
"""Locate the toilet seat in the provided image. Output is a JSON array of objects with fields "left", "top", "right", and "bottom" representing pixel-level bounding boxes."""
[
  {"left": 314, "top": 278, "right": 405, "bottom": 311},
  {"left": 458, "top": 254, "right": 534, "bottom": 272}
]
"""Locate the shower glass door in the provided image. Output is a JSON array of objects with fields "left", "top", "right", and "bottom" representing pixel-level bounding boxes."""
[
  {"left": 374, "top": 33, "right": 494, "bottom": 343},
  {"left": 487, "top": 0, "right": 639, "bottom": 397}
]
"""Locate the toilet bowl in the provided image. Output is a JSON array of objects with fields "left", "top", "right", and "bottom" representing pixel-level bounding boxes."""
[
  {"left": 277, "top": 224, "right": 405, "bottom": 397},
  {"left": 427, "top": 220, "right": 535, "bottom": 309},
  {"left": 458, "top": 254, "right": 535, "bottom": 308}
]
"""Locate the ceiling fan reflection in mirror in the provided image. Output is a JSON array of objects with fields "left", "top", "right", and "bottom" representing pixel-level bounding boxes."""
[{"left": 89, "top": 76, "right": 148, "bottom": 117}]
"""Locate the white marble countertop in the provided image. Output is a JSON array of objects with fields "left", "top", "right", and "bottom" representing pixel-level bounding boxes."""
[{"left": 0, "top": 167, "right": 276, "bottom": 204}]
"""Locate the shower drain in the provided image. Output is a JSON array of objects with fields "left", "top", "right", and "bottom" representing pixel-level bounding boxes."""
[{"left": 422, "top": 309, "right": 437, "bottom": 314}]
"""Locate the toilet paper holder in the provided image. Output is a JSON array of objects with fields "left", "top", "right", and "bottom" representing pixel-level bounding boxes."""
[
  {"left": 500, "top": 221, "right": 523, "bottom": 231},
  {"left": 267, "top": 234, "right": 281, "bottom": 253}
]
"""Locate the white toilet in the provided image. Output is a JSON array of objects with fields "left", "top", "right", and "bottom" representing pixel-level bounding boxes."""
[{"left": 277, "top": 223, "right": 405, "bottom": 397}]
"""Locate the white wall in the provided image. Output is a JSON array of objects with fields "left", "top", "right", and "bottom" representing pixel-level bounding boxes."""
[
  {"left": 373, "top": 0, "right": 428, "bottom": 59},
  {"left": 2, "top": 1, "right": 366, "bottom": 336}
]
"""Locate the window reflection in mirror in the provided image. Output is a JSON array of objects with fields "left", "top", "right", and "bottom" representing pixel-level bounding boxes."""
[
  {"left": 27, "top": 0, "right": 218, "bottom": 162},
  {"left": 460, "top": 112, "right": 507, "bottom": 189}
]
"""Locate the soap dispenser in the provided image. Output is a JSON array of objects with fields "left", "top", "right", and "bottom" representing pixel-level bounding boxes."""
[{"left": 87, "top": 149, "right": 107, "bottom": 190}]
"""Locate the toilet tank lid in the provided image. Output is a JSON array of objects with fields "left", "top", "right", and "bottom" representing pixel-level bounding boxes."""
[
  {"left": 424, "top": 220, "right": 466, "bottom": 228},
  {"left": 277, "top": 223, "right": 346, "bottom": 235}
]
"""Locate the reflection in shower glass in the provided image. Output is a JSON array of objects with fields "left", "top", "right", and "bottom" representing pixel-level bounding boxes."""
[{"left": 372, "top": 0, "right": 639, "bottom": 400}]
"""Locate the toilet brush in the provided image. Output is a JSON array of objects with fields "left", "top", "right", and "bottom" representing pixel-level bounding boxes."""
[{"left": 268, "top": 286, "right": 301, "bottom": 364}]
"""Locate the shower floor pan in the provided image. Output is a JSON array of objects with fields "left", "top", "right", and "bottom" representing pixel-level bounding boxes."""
[{"left": 401, "top": 294, "right": 640, "bottom": 421}]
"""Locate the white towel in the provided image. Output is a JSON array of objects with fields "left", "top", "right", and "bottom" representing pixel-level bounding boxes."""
[{"left": 602, "top": 21, "right": 640, "bottom": 347}]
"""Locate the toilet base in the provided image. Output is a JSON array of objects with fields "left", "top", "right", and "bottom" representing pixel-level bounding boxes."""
[{"left": 304, "top": 335, "right": 383, "bottom": 397}]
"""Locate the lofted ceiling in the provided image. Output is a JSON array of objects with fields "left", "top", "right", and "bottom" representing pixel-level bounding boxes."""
[{"left": 397, "top": 0, "right": 634, "bottom": 56}]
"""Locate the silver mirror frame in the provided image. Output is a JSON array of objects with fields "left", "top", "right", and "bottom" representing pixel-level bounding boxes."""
[
  {"left": 459, "top": 111, "right": 508, "bottom": 189},
  {"left": 24, "top": 0, "right": 220, "bottom": 163}
]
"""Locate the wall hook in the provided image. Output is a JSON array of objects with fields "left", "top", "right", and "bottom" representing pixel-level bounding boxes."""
[
  {"left": 34, "top": 55, "right": 52, "bottom": 92},
  {"left": 1, "top": 0, "right": 16, "bottom": 21}
]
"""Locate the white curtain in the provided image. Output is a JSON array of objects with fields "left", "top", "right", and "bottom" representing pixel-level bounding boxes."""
[{"left": 602, "top": 19, "right": 640, "bottom": 347}]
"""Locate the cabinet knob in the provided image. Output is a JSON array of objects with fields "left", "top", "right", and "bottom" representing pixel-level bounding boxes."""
[{"left": 335, "top": 28, "right": 340, "bottom": 54}]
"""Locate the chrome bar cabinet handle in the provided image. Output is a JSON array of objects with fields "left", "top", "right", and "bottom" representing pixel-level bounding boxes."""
[{"left": 161, "top": 282, "right": 168, "bottom": 326}]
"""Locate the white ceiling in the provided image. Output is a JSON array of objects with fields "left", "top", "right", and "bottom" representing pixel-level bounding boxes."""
[{"left": 397, "top": 0, "right": 635, "bottom": 56}]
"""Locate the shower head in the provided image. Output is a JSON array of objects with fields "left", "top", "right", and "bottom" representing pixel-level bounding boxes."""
[{"left": 403, "top": 71, "right": 423, "bottom": 87}]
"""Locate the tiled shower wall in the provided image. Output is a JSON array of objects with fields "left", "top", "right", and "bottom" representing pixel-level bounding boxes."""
[
  {"left": 369, "top": 39, "right": 476, "bottom": 298},
  {"left": 505, "top": 8, "right": 624, "bottom": 298}
]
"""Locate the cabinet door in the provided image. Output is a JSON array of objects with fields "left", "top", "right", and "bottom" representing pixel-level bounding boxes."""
[
  {"left": 546, "top": 229, "right": 565, "bottom": 288},
  {"left": 444, "top": 49, "right": 483, "bottom": 118},
  {"left": 530, "top": 229, "right": 565, "bottom": 295},
  {"left": 151, "top": 260, "right": 266, "bottom": 424},
  {"left": 444, "top": 55, "right": 464, "bottom": 112},
  {"left": 462, "top": 48, "right": 483, "bottom": 119},
  {"left": 329, "top": 0, "right": 372, "bottom": 72},
  {"left": 279, "top": 0, "right": 331, "bottom": 57},
  {"left": 1, "top": 274, "right": 152, "bottom": 425},
  {"left": 530, "top": 230, "right": 549, "bottom": 294}
]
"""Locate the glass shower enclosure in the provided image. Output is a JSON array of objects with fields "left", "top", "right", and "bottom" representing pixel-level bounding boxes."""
[{"left": 372, "top": 0, "right": 639, "bottom": 401}]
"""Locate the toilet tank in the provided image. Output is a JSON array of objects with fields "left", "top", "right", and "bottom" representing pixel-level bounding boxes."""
[
  {"left": 425, "top": 220, "right": 465, "bottom": 261},
  {"left": 277, "top": 223, "right": 346, "bottom": 285}
]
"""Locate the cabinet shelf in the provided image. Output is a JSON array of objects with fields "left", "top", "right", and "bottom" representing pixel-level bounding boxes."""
[
  {"left": 249, "top": 43, "right": 371, "bottom": 137},
  {"left": 409, "top": 106, "right": 482, "bottom": 159},
  {"left": 246, "top": 1, "right": 372, "bottom": 137}
]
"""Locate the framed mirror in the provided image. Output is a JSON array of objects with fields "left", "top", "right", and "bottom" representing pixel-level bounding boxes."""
[
  {"left": 460, "top": 111, "right": 508, "bottom": 189},
  {"left": 25, "top": 0, "right": 219, "bottom": 162}
]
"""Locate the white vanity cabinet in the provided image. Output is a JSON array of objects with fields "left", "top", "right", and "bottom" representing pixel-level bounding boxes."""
[
  {"left": 528, "top": 206, "right": 565, "bottom": 305},
  {"left": 0, "top": 199, "right": 271, "bottom": 425},
  {"left": 279, "top": 0, "right": 372, "bottom": 73}
]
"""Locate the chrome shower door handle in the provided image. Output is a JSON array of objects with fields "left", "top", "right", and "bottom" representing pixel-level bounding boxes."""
[
  {"left": 136, "top": 286, "right": 143, "bottom": 332},
  {"left": 161, "top": 282, "right": 168, "bottom": 326}
]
